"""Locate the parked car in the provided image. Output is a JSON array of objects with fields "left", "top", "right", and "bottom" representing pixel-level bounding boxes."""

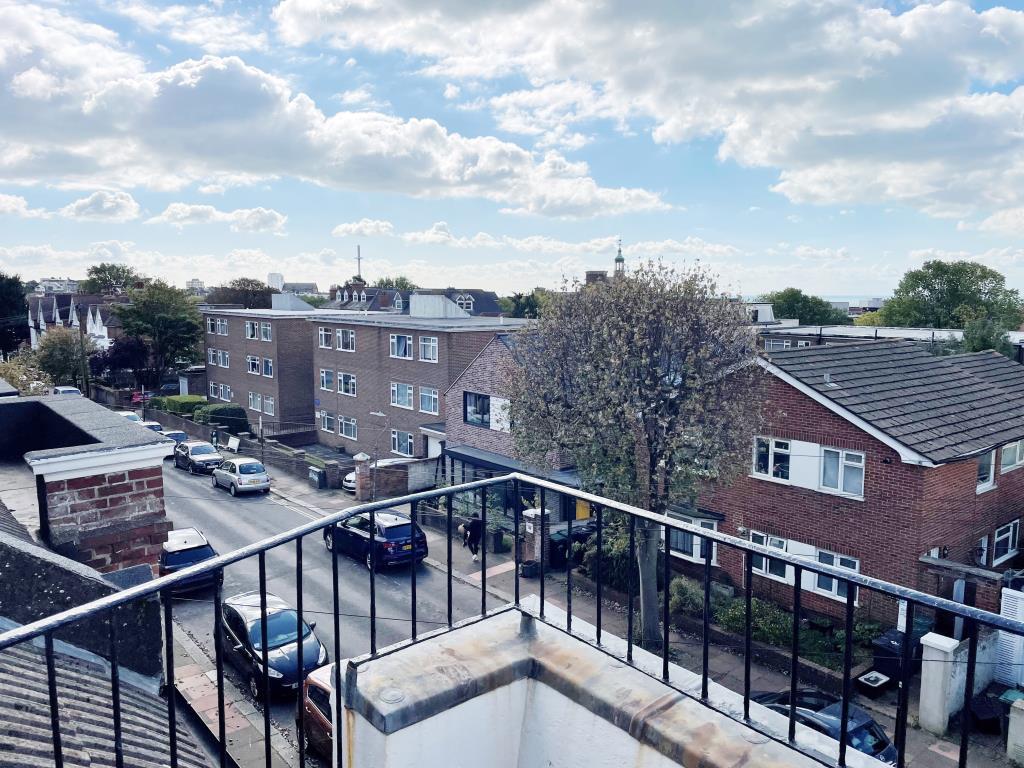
[
  {"left": 213, "top": 457, "right": 271, "bottom": 496},
  {"left": 753, "top": 689, "right": 897, "bottom": 765},
  {"left": 159, "top": 527, "right": 220, "bottom": 592},
  {"left": 323, "top": 510, "right": 427, "bottom": 570},
  {"left": 157, "top": 381, "right": 180, "bottom": 396},
  {"left": 159, "top": 430, "right": 189, "bottom": 446},
  {"left": 174, "top": 440, "right": 224, "bottom": 474},
  {"left": 139, "top": 420, "right": 164, "bottom": 432},
  {"left": 297, "top": 663, "right": 334, "bottom": 758},
  {"left": 115, "top": 410, "right": 141, "bottom": 422},
  {"left": 130, "top": 390, "right": 154, "bottom": 405},
  {"left": 341, "top": 458, "right": 417, "bottom": 493},
  {"left": 52, "top": 386, "right": 82, "bottom": 396},
  {"left": 221, "top": 591, "right": 328, "bottom": 699}
]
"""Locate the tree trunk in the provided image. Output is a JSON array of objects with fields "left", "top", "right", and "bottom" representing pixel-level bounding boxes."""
[{"left": 636, "top": 518, "right": 661, "bottom": 647}]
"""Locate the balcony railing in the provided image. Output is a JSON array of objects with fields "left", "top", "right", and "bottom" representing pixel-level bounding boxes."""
[{"left": 2, "top": 471, "right": 1024, "bottom": 768}]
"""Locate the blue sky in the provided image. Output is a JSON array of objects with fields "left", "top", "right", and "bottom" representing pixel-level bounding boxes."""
[{"left": 2, "top": 1, "right": 1024, "bottom": 297}]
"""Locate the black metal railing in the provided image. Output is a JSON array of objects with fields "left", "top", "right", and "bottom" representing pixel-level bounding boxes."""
[{"left": 2, "top": 471, "right": 1024, "bottom": 768}]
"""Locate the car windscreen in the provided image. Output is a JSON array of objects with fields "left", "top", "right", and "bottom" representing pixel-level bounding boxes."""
[
  {"left": 848, "top": 722, "right": 889, "bottom": 755},
  {"left": 384, "top": 524, "right": 413, "bottom": 540},
  {"left": 191, "top": 445, "right": 217, "bottom": 456},
  {"left": 249, "top": 610, "right": 312, "bottom": 650},
  {"left": 163, "top": 545, "right": 215, "bottom": 568},
  {"left": 239, "top": 462, "right": 266, "bottom": 475}
]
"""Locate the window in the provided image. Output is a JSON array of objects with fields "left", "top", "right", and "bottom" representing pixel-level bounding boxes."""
[
  {"left": 337, "top": 328, "right": 355, "bottom": 352},
  {"left": 391, "top": 429, "right": 413, "bottom": 456},
  {"left": 391, "top": 382, "right": 414, "bottom": 409},
  {"left": 247, "top": 355, "right": 260, "bottom": 374},
  {"left": 318, "top": 327, "right": 332, "bottom": 348},
  {"left": 262, "top": 358, "right": 273, "bottom": 378},
  {"left": 419, "top": 336, "right": 438, "bottom": 362},
  {"left": 206, "top": 317, "right": 217, "bottom": 334},
  {"left": 208, "top": 348, "right": 217, "bottom": 365},
  {"left": 994, "top": 520, "right": 1020, "bottom": 565},
  {"left": 320, "top": 410, "right": 335, "bottom": 433},
  {"left": 219, "top": 384, "right": 232, "bottom": 401},
  {"left": 209, "top": 381, "right": 218, "bottom": 398},
  {"left": 814, "top": 550, "right": 859, "bottom": 601},
  {"left": 420, "top": 386, "right": 439, "bottom": 415},
  {"left": 394, "top": 295, "right": 403, "bottom": 310},
  {"left": 360, "top": 290, "right": 366, "bottom": 303},
  {"left": 390, "top": 334, "right": 413, "bottom": 359},
  {"left": 263, "top": 396, "right": 275, "bottom": 416},
  {"left": 753, "top": 437, "right": 790, "bottom": 481},
  {"left": 765, "top": 339, "right": 791, "bottom": 351},
  {"left": 464, "top": 391, "right": 490, "bottom": 427},
  {"left": 667, "top": 514, "right": 716, "bottom": 564},
  {"left": 342, "top": 290, "right": 349, "bottom": 302},
  {"left": 456, "top": 294, "right": 474, "bottom": 311},
  {"left": 796, "top": 340, "right": 811, "bottom": 348},
  {"left": 216, "top": 318, "right": 228, "bottom": 335},
  {"left": 750, "top": 532, "right": 788, "bottom": 581},
  {"left": 339, "top": 372, "right": 357, "bottom": 397},
  {"left": 821, "top": 448, "right": 865, "bottom": 497},
  {"left": 977, "top": 450, "right": 996, "bottom": 492},
  {"left": 217, "top": 350, "right": 229, "bottom": 368},
  {"left": 260, "top": 322, "right": 272, "bottom": 342},
  {"left": 1002, "top": 440, "right": 1024, "bottom": 473},
  {"left": 247, "top": 392, "right": 262, "bottom": 411},
  {"left": 245, "top": 321, "right": 258, "bottom": 339},
  {"left": 320, "top": 369, "right": 335, "bottom": 391},
  {"left": 339, "top": 416, "right": 357, "bottom": 440}
]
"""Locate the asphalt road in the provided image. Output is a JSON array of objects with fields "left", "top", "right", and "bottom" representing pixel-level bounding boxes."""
[{"left": 160, "top": 463, "right": 492, "bottom": 740}]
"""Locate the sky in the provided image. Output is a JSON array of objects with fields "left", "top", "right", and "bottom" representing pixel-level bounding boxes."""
[{"left": 2, "top": 0, "right": 1024, "bottom": 298}]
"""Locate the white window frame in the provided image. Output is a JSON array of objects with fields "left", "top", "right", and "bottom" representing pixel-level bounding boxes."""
[
  {"left": 419, "top": 386, "right": 439, "bottom": 415},
  {"left": 752, "top": 437, "right": 791, "bottom": 483},
  {"left": 419, "top": 336, "right": 438, "bottom": 363},
  {"left": 209, "top": 381, "right": 218, "bottom": 398},
  {"left": 217, "top": 318, "right": 228, "bottom": 335},
  {"left": 319, "top": 369, "right": 335, "bottom": 391},
  {"left": 262, "top": 358, "right": 273, "bottom": 378},
  {"left": 318, "top": 327, "right": 333, "bottom": 349},
  {"left": 263, "top": 396, "right": 275, "bottom": 416},
  {"left": 390, "top": 334, "right": 413, "bottom": 360},
  {"left": 337, "top": 328, "right": 355, "bottom": 352},
  {"left": 994, "top": 520, "right": 1020, "bottom": 566},
  {"left": 245, "top": 321, "right": 258, "bottom": 340},
  {"left": 320, "top": 410, "right": 336, "bottom": 433},
  {"left": 765, "top": 339, "right": 791, "bottom": 351},
  {"left": 217, "top": 350, "right": 229, "bottom": 368},
  {"left": 749, "top": 531, "right": 789, "bottom": 582},
  {"left": 1002, "top": 440, "right": 1024, "bottom": 474},
  {"left": 813, "top": 549, "right": 860, "bottom": 603},
  {"left": 206, "top": 317, "right": 217, "bottom": 334},
  {"left": 456, "top": 294, "right": 474, "bottom": 312},
  {"left": 208, "top": 348, "right": 217, "bottom": 365},
  {"left": 394, "top": 295, "right": 403, "bottom": 310},
  {"left": 391, "top": 429, "right": 413, "bottom": 457},
  {"left": 260, "top": 322, "right": 272, "bottom": 342},
  {"left": 339, "top": 416, "right": 357, "bottom": 440},
  {"left": 219, "top": 384, "right": 232, "bottom": 401},
  {"left": 339, "top": 372, "right": 357, "bottom": 397},
  {"left": 390, "top": 382, "right": 414, "bottom": 409},
  {"left": 666, "top": 514, "right": 717, "bottom": 565},
  {"left": 820, "top": 447, "right": 865, "bottom": 498},
  {"left": 796, "top": 340, "right": 811, "bottom": 348},
  {"left": 977, "top": 450, "right": 996, "bottom": 493},
  {"left": 247, "top": 392, "right": 262, "bottom": 412},
  {"left": 247, "top": 355, "right": 260, "bottom": 374}
]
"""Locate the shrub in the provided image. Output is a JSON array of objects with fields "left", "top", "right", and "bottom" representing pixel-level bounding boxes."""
[
  {"left": 194, "top": 403, "right": 249, "bottom": 434},
  {"left": 148, "top": 396, "right": 167, "bottom": 411},
  {"left": 165, "top": 394, "right": 207, "bottom": 415},
  {"left": 715, "top": 596, "right": 793, "bottom": 648},
  {"left": 576, "top": 527, "right": 665, "bottom": 594}
]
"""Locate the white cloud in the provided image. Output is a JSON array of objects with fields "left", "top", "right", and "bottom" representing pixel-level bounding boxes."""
[
  {"left": 272, "top": 0, "right": 1024, "bottom": 220},
  {"left": 334, "top": 85, "right": 389, "bottom": 109},
  {"left": 109, "top": 1, "right": 267, "bottom": 53},
  {"left": 147, "top": 202, "right": 287, "bottom": 233},
  {"left": 331, "top": 218, "right": 395, "bottom": 237},
  {"left": 59, "top": 190, "right": 140, "bottom": 221},
  {"left": 443, "top": 83, "right": 460, "bottom": 100},
  {"left": 0, "top": 193, "right": 49, "bottom": 219},
  {"left": 978, "top": 207, "right": 1024, "bottom": 236}
]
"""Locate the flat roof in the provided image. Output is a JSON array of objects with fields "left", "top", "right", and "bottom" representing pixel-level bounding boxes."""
[
  {"left": 764, "top": 324, "right": 1024, "bottom": 344},
  {"left": 201, "top": 308, "right": 353, "bottom": 319},
  {"left": 309, "top": 314, "right": 529, "bottom": 332}
]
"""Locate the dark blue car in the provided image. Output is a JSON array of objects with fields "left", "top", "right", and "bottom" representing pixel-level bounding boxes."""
[
  {"left": 159, "top": 527, "right": 221, "bottom": 592},
  {"left": 323, "top": 510, "right": 428, "bottom": 570}
]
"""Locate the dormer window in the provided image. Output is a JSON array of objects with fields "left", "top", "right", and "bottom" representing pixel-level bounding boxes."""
[
  {"left": 456, "top": 294, "right": 474, "bottom": 311},
  {"left": 360, "top": 290, "right": 367, "bottom": 303},
  {"left": 343, "top": 290, "right": 349, "bottom": 302},
  {"left": 394, "top": 295, "right": 403, "bottom": 310}
]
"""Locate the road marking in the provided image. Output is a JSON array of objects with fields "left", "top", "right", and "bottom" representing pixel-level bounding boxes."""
[{"left": 466, "top": 559, "right": 517, "bottom": 581}]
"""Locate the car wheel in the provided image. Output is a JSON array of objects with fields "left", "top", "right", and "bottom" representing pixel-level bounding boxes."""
[
  {"left": 296, "top": 723, "right": 311, "bottom": 756},
  {"left": 211, "top": 476, "right": 218, "bottom": 488},
  {"left": 229, "top": 483, "right": 237, "bottom": 497},
  {"left": 365, "top": 550, "right": 377, "bottom": 571},
  {"left": 262, "top": 488, "right": 270, "bottom": 494},
  {"left": 188, "top": 462, "right": 195, "bottom": 475},
  {"left": 325, "top": 532, "right": 335, "bottom": 553},
  {"left": 248, "top": 672, "right": 262, "bottom": 701}
]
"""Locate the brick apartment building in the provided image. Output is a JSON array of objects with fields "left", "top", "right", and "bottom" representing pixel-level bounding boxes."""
[
  {"left": 201, "top": 308, "right": 326, "bottom": 431},
  {"left": 311, "top": 295, "right": 526, "bottom": 459},
  {"left": 695, "top": 341, "right": 1024, "bottom": 620}
]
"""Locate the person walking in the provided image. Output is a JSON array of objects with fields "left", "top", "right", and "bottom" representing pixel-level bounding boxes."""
[{"left": 466, "top": 512, "right": 483, "bottom": 563}]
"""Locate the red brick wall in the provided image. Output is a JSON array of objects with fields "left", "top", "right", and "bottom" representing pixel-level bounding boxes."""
[
  {"left": 45, "top": 466, "right": 171, "bottom": 574},
  {"left": 445, "top": 339, "right": 516, "bottom": 456}
]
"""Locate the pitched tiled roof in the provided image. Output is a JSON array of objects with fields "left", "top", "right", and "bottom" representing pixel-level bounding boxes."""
[
  {"left": 0, "top": 637, "right": 209, "bottom": 768},
  {"left": 764, "top": 341, "right": 1024, "bottom": 463}
]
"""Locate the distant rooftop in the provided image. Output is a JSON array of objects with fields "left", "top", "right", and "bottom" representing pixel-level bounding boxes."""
[
  {"left": 764, "top": 324, "right": 1024, "bottom": 344},
  {"left": 311, "top": 313, "right": 528, "bottom": 332}
]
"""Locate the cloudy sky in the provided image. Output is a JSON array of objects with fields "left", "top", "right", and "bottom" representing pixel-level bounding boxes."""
[{"left": 2, "top": 0, "right": 1024, "bottom": 297}]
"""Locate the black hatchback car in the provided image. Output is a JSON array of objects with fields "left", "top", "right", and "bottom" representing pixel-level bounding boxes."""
[
  {"left": 753, "top": 689, "right": 897, "bottom": 765},
  {"left": 221, "top": 591, "right": 328, "bottom": 699},
  {"left": 323, "top": 510, "right": 428, "bottom": 570},
  {"left": 159, "top": 527, "right": 220, "bottom": 592}
]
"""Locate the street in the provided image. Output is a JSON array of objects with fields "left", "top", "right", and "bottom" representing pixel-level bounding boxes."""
[{"left": 161, "top": 463, "right": 494, "bottom": 745}]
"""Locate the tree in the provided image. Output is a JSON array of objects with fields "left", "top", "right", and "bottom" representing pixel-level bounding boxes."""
[
  {"left": 299, "top": 294, "right": 328, "bottom": 308},
  {"left": 206, "top": 278, "right": 278, "bottom": 309},
  {"left": 90, "top": 335, "right": 151, "bottom": 387},
  {"left": 879, "top": 260, "right": 1023, "bottom": 329},
  {"left": 757, "top": 288, "right": 849, "bottom": 325},
  {"left": 508, "top": 262, "right": 761, "bottom": 647},
  {"left": 960, "top": 308, "right": 1016, "bottom": 358},
  {"left": 0, "top": 272, "right": 29, "bottom": 353},
  {"left": 499, "top": 288, "right": 553, "bottom": 318},
  {"left": 0, "top": 351, "right": 51, "bottom": 395},
  {"left": 37, "top": 327, "right": 96, "bottom": 388},
  {"left": 373, "top": 276, "right": 418, "bottom": 291},
  {"left": 854, "top": 311, "right": 883, "bottom": 327},
  {"left": 80, "top": 263, "right": 141, "bottom": 295},
  {"left": 116, "top": 281, "right": 201, "bottom": 381}
]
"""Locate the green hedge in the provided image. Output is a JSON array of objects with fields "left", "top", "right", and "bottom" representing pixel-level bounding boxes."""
[
  {"left": 165, "top": 395, "right": 207, "bottom": 415},
  {"left": 149, "top": 396, "right": 167, "bottom": 411},
  {"left": 193, "top": 403, "right": 249, "bottom": 435}
]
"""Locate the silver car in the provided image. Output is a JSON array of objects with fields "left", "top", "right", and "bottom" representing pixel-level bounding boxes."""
[{"left": 212, "top": 457, "right": 271, "bottom": 496}]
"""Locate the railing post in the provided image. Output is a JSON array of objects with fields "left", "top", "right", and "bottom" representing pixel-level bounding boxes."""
[
  {"left": 480, "top": 489, "right": 488, "bottom": 616},
  {"left": 331, "top": 524, "right": 343, "bottom": 768},
  {"left": 895, "top": 600, "right": 916, "bottom": 767},
  {"left": 662, "top": 522, "right": 671, "bottom": 681},
  {"left": 566, "top": 502, "right": 573, "bottom": 633},
  {"left": 701, "top": 538, "right": 712, "bottom": 701},
  {"left": 44, "top": 631, "right": 64, "bottom": 768},
  {"left": 258, "top": 553, "right": 271, "bottom": 768},
  {"left": 295, "top": 537, "right": 305, "bottom": 768},
  {"left": 743, "top": 552, "right": 753, "bottom": 721},
  {"left": 627, "top": 514, "right": 635, "bottom": 663},
  {"left": 162, "top": 588, "right": 178, "bottom": 768},
  {"left": 788, "top": 566, "right": 802, "bottom": 744},
  {"left": 108, "top": 611, "right": 124, "bottom": 768},
  {"left": 446, "top": 493, "right": 454, "bottom": 628},
  {"left": 369, "top": 508, "right": 377, "bottom": 655},
  {"left": 539, "top": 487, "right": 546, "bottom": 620},
  {"left": 595, "top": 504, "right": 603, "bottom": 646},
  {"left": 838, "top": 583, "right": 855, "bottom": 767},
  {"left": 411, "top": 500, "right": 418, "bottom": 642},
  {"left": 512, "top": 478, "right": 521, "bottom": 607},
  {"left": 213, "top": 577, "right": 228, "bottom": 768},
  {"left": 959, "top": 618, "right": 978, "bottom": 768}
]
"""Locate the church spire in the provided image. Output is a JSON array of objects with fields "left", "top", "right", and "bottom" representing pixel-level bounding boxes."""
[{"left": 614, "top": 238, "right": 625, "bottom": 277}]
